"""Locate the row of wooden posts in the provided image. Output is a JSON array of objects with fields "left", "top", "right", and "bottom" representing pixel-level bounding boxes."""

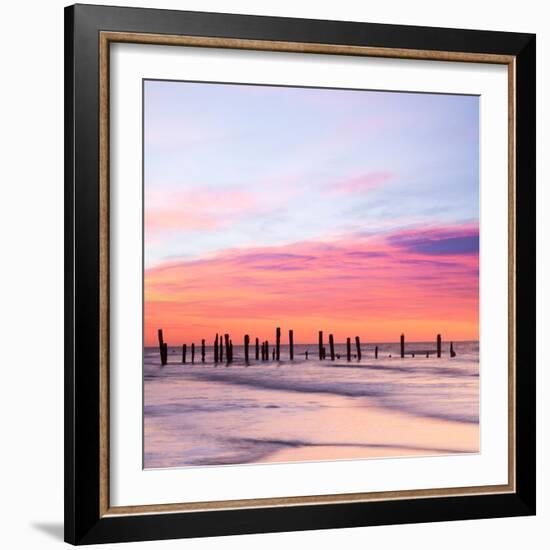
[{"left": 158, "top": 328, "right": 456, "bottom": 366}]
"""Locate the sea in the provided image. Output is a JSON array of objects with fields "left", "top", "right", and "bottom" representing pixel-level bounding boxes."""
[{"left": 144, "top": 341, "right": 479, "bottom": 468}]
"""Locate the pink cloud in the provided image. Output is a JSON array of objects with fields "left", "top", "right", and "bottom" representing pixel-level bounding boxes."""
[
  {"left": 329, "top": 172, "right": 395, "bottom": 194},
  {"left": 145, "top": 188, "right": 258, "bottom": 232}
]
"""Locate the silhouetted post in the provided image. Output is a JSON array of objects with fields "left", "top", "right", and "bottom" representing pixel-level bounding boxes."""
[
  {"left": 400, "top": 334, "right": 405, "bottom": 358},
  {"left": 224, "top": 334, "right": 230, "bottom": 363},
  {"left": 355, "top": 336, "right": 362, "bottom": 360},
  {"left": 375, "top": 346, "right": 378, "bottom": 359},
  {"left": 255, "top": 337, "right": 259, "bottom": 360},
  {"left": 450, "top": 341, "right": 456, "bottom": 358},
  {"left": 244, "top": 334, "right": 250, "bottom": 363},
  {"left": 346, "top": 338, "right": 351, "bottom": 361},
  {"left": 329, "top": 334, "right": 335, "bottom": 360},
  {"left": 214, "top": 334, "right": 219, "bottom": 363},
  {"left": 182, "top": 344, "right": 187, "bottom": 364},
  {"left": 276, "top": 327, "right": 281, "bottom": 360},
  {"left": 318, "top": 331, "right": 324, "bottom": 360},
  {"left": 437, "top": 334, "right": 442, "bottom": 358},
  {"left": 219, "top": 336, "right": 224, "bottom": 362},
  {"left": 289, "top": 330, "right": 294, "bottom": 360},
  {"left": 158, "top": 329, "right": 167, "bottom": 366},
  {"left": 322, "top": 347, "right": 326, "bottom": 360},
  {"left": 272, "top": 348, "right": 275, "bottom": 361},
  {"left": 201, "top": 339, "right": 205, "bottom": 363},
  {"left": 162, "top": 342, "right": 168, "bottom": 365},
  {"left": 266, "top": 340, "right": 269, "bottom": 361},
  {"left": 191, "top": 343, "right": 195, "bottom": 363},
  {"left": 229, "top": 340, "right": 233, "bottom": 363}
]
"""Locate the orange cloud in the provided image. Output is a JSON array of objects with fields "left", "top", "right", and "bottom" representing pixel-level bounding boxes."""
[{"left": 144, "top": 224, "right": 479, "bottom": 346}]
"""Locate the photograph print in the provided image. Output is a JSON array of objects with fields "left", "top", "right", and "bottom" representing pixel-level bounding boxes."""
[{"left": 143, "top": 79, "right": 480, "bottom": 469}]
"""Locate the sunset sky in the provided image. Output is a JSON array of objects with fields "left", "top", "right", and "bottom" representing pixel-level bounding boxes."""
[{"left": 143, "top": 80, "right": 479, "bottom": 345}]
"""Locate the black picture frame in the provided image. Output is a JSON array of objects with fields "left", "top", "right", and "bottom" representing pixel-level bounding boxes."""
[{"left": 65, "top": 3, "right": 536, "bottom": 545}]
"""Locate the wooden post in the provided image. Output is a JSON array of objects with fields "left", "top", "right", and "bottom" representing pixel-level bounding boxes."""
[
  {"left": 182, "top": 344, "right": 187, "bottom": 364},
  {"left": 255, "top": 337, "right": 260, "bottom": 360},
  {"left": 224, "top": 334, "right": 230, "bottom": 363},
  {"left": 355, "top": 336, "right": 362, "bottom": 360},
  {"left": 289, "top": 330, "right": 294, "bottom": 360},
  {"left": 437, "top": 334, "right": 442, "bottom": 358},
  {"left": 375, "top": 345, "right": 378, "bottom": 359},
  {"left": 162, "top": 342, "right": 168, "bottom": 365},
  {"left": 158, "top": 329, "right": 167, "bottom": 366},
  {"left": 191, "top": 343, "right": 195, "bottom": 364},
  {"left": 244, "top": 334, "right": 250, "bottom": 363},
  {"left": 214, "top": 334, "right": 219, "bottom": 363},
  {"left": 201, "top": 339, "right": 205, "bottom": 363},
  {"left": 229, "top": 340, "right": 233, "bottom": 363},
  {"left": 318, "top": 331, "right": 323, "bottom": 360},
  {"left": 266, "top": 340, "right": 269, "bottom": 361},
  {"left": 322, "top": 347, "right": 326, "bottom": 360},
  {"left": 400, "top": 334, "right": 405, "bottom": 358},
  {"left": 329, "top": 334, "right": 335, "bottom": 360},
  {"left": 450, "top": 341, "right": 456, "bottom": 358},
  {"left": 346, "top": 338, "right": 351, "bottom": 361},
  {"left": 276, "top": 327, "right": 281, "bottom": 361},
  {"left": 219, "top": 335, "right": 223, "bottom": 362}
]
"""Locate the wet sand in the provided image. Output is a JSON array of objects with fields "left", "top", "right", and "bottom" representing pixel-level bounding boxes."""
[{"left": 263, "top": 393, "right": 479, "bottom": 464}]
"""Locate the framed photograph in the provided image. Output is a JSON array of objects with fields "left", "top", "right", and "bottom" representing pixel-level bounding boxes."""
[{"left": 64, "top": 3, "right": 536, "bottom": 545}]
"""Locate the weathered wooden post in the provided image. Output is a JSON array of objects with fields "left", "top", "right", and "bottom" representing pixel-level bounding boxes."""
[
  {"left": 400, "top": 334, "right": 405, "bottom": 358},
  {"left": 191, "top": 343, "right": 195, "bottom": 364},
  {"left": 272, "top": 348, "right": 275, "bottom": 361},
  {"left": 229, "top": 340, "right": 233, "bottom": 363},
  {"left": 450, "top": 341, "right": 456, "bottom": 358},
  {"left": 255, "top": 337, "right": 260, "bottom": 360},
  {"left": 329, "top": 334, "right": 335, "bottom": 360},
  {"left": 355, "top": 336, "right": 362, "bottom": 360},
  {"left": 244, "top": 334, "right": 250, "bottom": 363},
  {"left": 346, "top": 338, "right": 351, "bottom": 361},
  {"left": 158, "top": 329, "right": 167, "bottom": 366},
  {"left": 375, "top": 345, "right": 378, "bottom": 359},
  {"left": 201, "top": 339, "right": 205, "bottom": 363},
  {"left": 162, "top": 342, "right": 168, "bottom": 365},
  {"left": 318, "top": 331, "right": 324, "bottom": 360},
  {"left": 219, "top": 335, "right": 223, "bottom": 362},
  {"left": 266, "top": 340, "right": 269, "bottom": 361},
  {"left": 289, "top": 330, "right": 294, "bottom": 360},
  {"left": 214, "top": 334, "right": 219, "bottom": 363},
  {"left": 182, "top": 344, "right": 187, "bottom": 364},
  {"left": 276, "top": 327, "right": 281, "bottom": 360},
  {"left": 437, "top": 334, "right": 442, "bottom": 358},
  {"left": 224, "top": 334, "right": 230, "bottom": 363}
]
